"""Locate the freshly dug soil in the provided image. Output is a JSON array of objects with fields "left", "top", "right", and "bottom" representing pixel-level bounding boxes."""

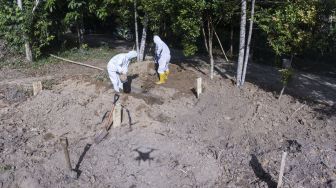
[{"left": 0, "top": 59, "right": 335, "bottom": 188}]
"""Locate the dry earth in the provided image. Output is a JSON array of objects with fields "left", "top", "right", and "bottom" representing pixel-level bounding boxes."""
[{"left": 0, "top": 57, "right": 335, "bottom": 188}]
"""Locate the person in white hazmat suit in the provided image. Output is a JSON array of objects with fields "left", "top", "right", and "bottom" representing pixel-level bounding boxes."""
[
  {"left": 153, "top": 35, "right": 171, "bottom": 84},
  {"left": 107, "top": 51, "right": 137, "bottom": 93}
]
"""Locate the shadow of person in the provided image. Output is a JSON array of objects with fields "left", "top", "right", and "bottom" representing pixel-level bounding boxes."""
[
  {"left": 123, "top": 74, "right": 139, "bottom": 93},
  {"left": 249, "top": 154, "right": 277, "bottom": 188},
  {"left": 74, "top": 143, "right": 92, "bottom": 178},
  {"left": 190, "top": 88, "right": 197, "bottom": 98}
]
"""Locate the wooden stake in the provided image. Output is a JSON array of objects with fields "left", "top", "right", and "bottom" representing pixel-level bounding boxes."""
[
  {"left": 50, "top": 54, "right": 104, "bottom": 71},
  {"left": 291, "top": 104, "right": 305, "bottom": 117},
  {"left": 32, "top": 81, "right": 42, "bottom": 96},
  {"left": 213, "top": 29, "right": 229, "bottom": 62},
  {"left": 60, "top": 137, "right": 72, "bottom": 171},
  {"left": 113, "top": 103, "right": 122, "bottom": 128},
  {"left": 196, "top": 77, "right": 202, "bottom": 98},
  {"left": 277, "top": 152, "right": 288, "bottom": 188}
]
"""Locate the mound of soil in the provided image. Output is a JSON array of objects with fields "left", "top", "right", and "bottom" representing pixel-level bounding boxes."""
[{"left": 0, "top": 59, "right": 335, "bottom": 187}]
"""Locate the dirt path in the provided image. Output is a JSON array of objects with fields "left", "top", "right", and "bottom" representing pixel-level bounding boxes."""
[{"left": 0, "top": 59, "right": 335, "bottom": 187}]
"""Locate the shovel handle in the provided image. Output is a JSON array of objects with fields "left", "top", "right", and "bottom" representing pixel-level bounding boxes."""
[
  {"left": 104, "top": 94, "right": 120, "bottom": 130},
  {"left": 113, "top": 94, "right": 120, "bottom": 104}
]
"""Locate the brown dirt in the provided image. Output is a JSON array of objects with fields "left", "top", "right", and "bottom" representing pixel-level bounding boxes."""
[{"left": 0, "top": 58, "right": 335, "bottom": 188}]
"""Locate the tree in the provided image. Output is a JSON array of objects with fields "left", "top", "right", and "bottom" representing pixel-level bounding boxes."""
[
  {"left": 235, "top": 0, "right": 256, "bottom": 86},
  {"left": 256, "top": 0, "right": 317, "bottom": 58},
  {"left": 134, "top": 0, "right": 148, "bottom": 62},
  {"left": 64, "top": 0, "right": 86, "bottom": 47},
  {"left": 256, "top": 0, "right": 317, "bottom": 98},
  {"left": 241, "top": 0, "right": 255, "bottom": 85},
  {"left": 220, "top": 0, "right": 240, "bottom": 57},
  {"left": 312, "top": 0, "right": 336, "bottom": 56},
  {"left": 206, "top": 16, "right": 214, "bottom": 79},
  {"left": 134, "top": 0, "right": 140, "bottom": 62},
  {"left": 198, "top": 0, "right": 224, "bottom": 79},
  {"left": 168, "top": 0, "right": 205, "bottom": 56},
  {"left": 236, "top": 0, "right": 247, "bottom": 86},
  {"left": 139, "top": 15, "right": 148, "bottom": 61},
  {"left": 17, "top": 0, "right": 32, "bottom": 62},
  {"left": 141, "top": 0, "right": 204, "bottom": 56},
  {"left": 0, "top": 0, "right": 54, "bottom": 61}
]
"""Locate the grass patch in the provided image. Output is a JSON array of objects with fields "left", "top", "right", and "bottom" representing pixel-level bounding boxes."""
[
  {"left": 42, "top": 79, "right": 59, "bottom": 90},
  {"left": 0, "top": 58, "right": 26, "bottom": 69},
  {"left": 54, "top": 46, "right": 117, "bottom": 62},
  {"left": 0, "top": 164, "right": 12, "bottom": 172},
  {"left": 1, "top": 46, "right": 118, "bottom": 70}
]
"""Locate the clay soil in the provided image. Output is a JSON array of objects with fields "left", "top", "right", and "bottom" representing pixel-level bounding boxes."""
[{"left": 0, "top": 58, "right": 335, "bottom": 188}]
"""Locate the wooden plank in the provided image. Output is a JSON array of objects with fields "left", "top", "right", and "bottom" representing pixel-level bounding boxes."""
[
  {"left": 60, "top": 137, "right": 72, "bottom": 171},
  {"left": 113, "top": 103, "right": 122, "bottom": 128},
  {"left": 196, "top": 77, "right": 202, "bottom": 98},
  {"left": 277, "top": 152, "right": 288, "bottom": 188},
  {"left": 33, "top": 81, "right": 42, "bottom": 96},
  {"left": 50, "top": 54, "right": 104, "bottom": 71}
]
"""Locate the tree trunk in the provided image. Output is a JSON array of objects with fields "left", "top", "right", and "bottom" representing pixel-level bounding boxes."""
[
  {"left": 139, "top": 15, "right": 148, "bottom": 61},
  {"left": 25, "top": 43, "right": 33, "bottom": 62},
  {"left": 17, "top": 0, "right": 22, "bottom": 8},
  {"left": 134, "top": 0, "right": 140, "bottom": 62},
  {"left": 77, "top": 21, "right": 84, "bottom": 47},
  {"left": 208, "top": 16, "right": 214, "bottom": 80},
  {"left": 201, "top": 24, "right": 209, "bottom": 53},
  {"left": 229, "top": 24, "right": 234, "bottom": 57},
  {"left": 236, "top": 0, "right": 247, "bottom": 86},
  {"left": 241, "top": 0, "right": 255, "bottom": 85},
  {"left": 17, "top": 0, "right": 33, "bottom": 62}
]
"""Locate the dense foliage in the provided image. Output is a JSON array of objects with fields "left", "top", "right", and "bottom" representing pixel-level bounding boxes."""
[
  {"left": 0, "top": 0, "right": 335, "bottom": 62},
  {"left": 0, "top": 0, "right": 54, "bottom": 58}
]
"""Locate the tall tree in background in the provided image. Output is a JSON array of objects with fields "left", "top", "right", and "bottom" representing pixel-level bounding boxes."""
[
  {"left": 313, "top": 0, "right": 336, "bottom": 56},
  {"left": 207, "top": 16, "right": 214, "bottom": 79},
  {"left": 236, "top": 0, "right": 255, "bottom": 86},
  {"left": 135, "top": 0, "right": 148, "bottom": 61},
  {"left": 0, "top": 0, "right": 54, "bottom": 62},
  {"left": 17, "top": 0, "right": 33, "bottom": 62},
  {"left": 220, "top": 0, "right": 240, "bottom": 57},
  {"left": 200, "top": 0, "right": 225, "bottom": 79},
  {"left": 256, "top": 0, "right": 317, "bottom": 98},
  {"left": 134, "top": 0, "right": 140, "bottom": 62},
  {"left": 236, "top": 0, "right": 246, "bottom": 86},
  {"left": 241, "top": 0, "right": 255, "bottom": 85},
  {"left": 139, "top": 15, "right": 148, "bottom": 61},
  {"left": 2, "top": 0, "right": 334, "bottom": 67},
  {"left": 65, "top": 0, "right": 86, "bottom": 47},
  {"left": 169, "top": 0, "right": 205, "bottom": 56}
]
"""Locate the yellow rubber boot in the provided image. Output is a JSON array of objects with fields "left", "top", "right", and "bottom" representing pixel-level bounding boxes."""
[
  {"left": 164, "top": 70, "right": 170, "bottom": 81},
  {"left": 156, "top": 73, "right": 166, "bottom": 84}
]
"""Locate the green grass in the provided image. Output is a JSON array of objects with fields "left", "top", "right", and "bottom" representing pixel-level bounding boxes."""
[
  {"left": 55, "top": 46, "right": 117, "bottom": 62},
  {"left": 0, "top": 46, "right": 118, "bottom": 70},
  {"left": 0, "top": 57, "right": 26, "bottom": 69},
  {"left": 0, "top": 164, "right": 12, "bottom": 172}
]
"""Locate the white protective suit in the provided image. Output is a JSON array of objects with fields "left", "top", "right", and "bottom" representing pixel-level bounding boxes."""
[
  {"left": 154, "top": 35, "right": 171, "bottom": 74},
  {"left": 107, "top": 51, "right": 137, "bottom": 92}
]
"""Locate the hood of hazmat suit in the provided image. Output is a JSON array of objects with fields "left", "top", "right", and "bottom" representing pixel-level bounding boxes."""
[
  {"left": 126, "top": 50, "right": 137, "bottom": 60},
  {"left": 153, "top": 35, "right": 162, "bottom": 45},
  {"left": 153, "top": 35, "right": 170, "bottom": 60},
  {"left": 107, "top": 51, "right": 137, "bottom": 74}
]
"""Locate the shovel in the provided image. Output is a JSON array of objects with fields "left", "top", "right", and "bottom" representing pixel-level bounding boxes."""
[{"left": 94, "top": 94, "right": 120, "bottom": 144}]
